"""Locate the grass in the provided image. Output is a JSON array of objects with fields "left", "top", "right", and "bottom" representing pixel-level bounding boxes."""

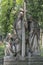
[
  {"left": 40, "top": 47, "right": 43, "bottom": 57},
  {"left": 0, "top": 43, "right": 5, "bottom": 58}
]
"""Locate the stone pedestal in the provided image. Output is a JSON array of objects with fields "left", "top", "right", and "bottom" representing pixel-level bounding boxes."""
[{"left": 4, "top": 56, "right": 18, "bottom": 65}]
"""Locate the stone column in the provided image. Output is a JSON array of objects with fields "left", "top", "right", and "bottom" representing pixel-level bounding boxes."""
[
  {"left": 22, "top": 20, "right": 25, "bottom": 57},
  {"left": 21, "top": 1, "right": 26, "bottom": 57}
]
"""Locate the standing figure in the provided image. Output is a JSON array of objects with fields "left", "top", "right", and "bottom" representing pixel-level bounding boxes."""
[{"left": 28, "top": 17, "right": 40, "bottom": 55}]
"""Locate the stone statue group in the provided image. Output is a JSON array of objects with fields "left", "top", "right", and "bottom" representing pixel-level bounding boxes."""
[{"left": 4, "top": 8, "right": 40, "bottom": 57}]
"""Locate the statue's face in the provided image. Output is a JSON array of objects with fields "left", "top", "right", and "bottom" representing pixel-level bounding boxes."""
[
  {"left": 7, "top": 33, "right": 12, "bottom": 39},
  {"left": 20, "top": 12, "right": 24, "bottom": 16},
  {"left": 17, "top": 11, "right": 24, "bottom": 21}
]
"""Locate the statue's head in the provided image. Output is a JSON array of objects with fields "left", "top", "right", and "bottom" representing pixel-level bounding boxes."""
[
  {"left": 7, "top": 33, "right": 12, "bottom": 39},
  {"left": 19, "top": 8, "right": 24, "bottom": 18},
  {"left": 19, "top": 8, "right": 24, "bottom": 19},
  {"left": 20, "top": 8, "right": 24, "bottom": 12},
  {"left": 27, "top": 15, "right": 33, "bottom": 22}
]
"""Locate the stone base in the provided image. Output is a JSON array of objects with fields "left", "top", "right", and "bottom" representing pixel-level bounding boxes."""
[
  {"left": 33, "top": 51, "right": 40, "bottom": 56},
  {"left": 4, "top": 56, "right": 18, "bottom": 65},
  {"left": 4, "top": 56, "right": 28, "bottom": 65},
  {"left": 19, "top": 56, "right": 25, "bottom": 60}
]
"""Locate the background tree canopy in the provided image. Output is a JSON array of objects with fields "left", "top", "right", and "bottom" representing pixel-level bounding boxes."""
[
  {"left": 26, "top": 0, "right": 43, "bottom": 28},
  {"left": 0, "top": 0, "right": 43, "bottom": 36}
]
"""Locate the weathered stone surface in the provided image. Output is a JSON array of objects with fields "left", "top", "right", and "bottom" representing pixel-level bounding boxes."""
[
  {"left": 4, "top": 56, "right": 18, "bottom": 65},
  {"left": 3, "top": 55, "right": 43, "bottom": 65}
]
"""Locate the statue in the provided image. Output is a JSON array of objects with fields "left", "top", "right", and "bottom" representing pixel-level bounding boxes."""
[
  {"left": 27, "top": 17, "right": 40, "bottom": 55},
  {"left": 4, "top": 9, "right": 40, "bottom": 57}
]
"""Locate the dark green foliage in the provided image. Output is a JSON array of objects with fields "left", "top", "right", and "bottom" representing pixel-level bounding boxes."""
[
  {"left": 26, "top": 0, "right": 43, "bottom": 28},
  {"left": 0, "top": 0, "right": 43, "bottom": 36},
  {"left": 0, "top": 45, "right": 5, "bottom": 57},
  {"left": 0, "top": 0, "right": 15, "bottom": 36}
]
